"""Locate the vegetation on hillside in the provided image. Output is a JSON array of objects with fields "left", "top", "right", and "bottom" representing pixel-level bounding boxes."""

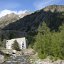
[
  {"left": 33, "top": 21, "right": 64, "bottom": 59},
  {"left": 0, "top": 5, "right": 64, "bottom": 60}
]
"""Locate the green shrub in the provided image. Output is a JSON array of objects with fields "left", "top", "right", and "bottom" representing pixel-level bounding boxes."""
[{"left": 12, "top": 40, "right": 21, "bottom": 51}]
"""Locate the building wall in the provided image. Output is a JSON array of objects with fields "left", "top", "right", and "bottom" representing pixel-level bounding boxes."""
[{"left": 6, "top": 37, "right": 26, "bottom": 49}]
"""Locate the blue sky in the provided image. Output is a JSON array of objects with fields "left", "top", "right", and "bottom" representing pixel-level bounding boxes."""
[{"left": 0, "top": 0, "right": 64, "bottom": 11}]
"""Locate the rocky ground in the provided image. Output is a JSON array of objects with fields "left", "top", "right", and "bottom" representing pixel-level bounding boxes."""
[
  {"left": 34, "top": 59, "right": 64, "bottom": 64},
  {"left": 2, "top": 55, "right": 31, "bottom": 64},
  {"left": 0, "top": 49, "right": 64, "bottom": 64}
]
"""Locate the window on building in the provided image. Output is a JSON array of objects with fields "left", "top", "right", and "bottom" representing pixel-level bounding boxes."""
[{"left": 22, "top": 43, "right": 24, "bottom": 49}]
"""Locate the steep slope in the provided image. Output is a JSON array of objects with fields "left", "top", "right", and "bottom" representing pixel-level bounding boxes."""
[
  {"left": 0, "top": 13, "right": 19, "bottom": 29},
  {"left": 43, "top": 5, "right": 64, "bottom": 12},
  {"left": 0, "top": 5, "right": 64, "bottom": 59},
  {"left": 3, "top": 5, "right": 64, "bottom": 31},
  {"left": 0, "top": 12, "right": 30, "bottom": 29},
  {"left": 0, "top": 5, "right": 64, "bottom": 42}
]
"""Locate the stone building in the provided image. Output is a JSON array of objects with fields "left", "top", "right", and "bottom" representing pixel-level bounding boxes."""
[{"left": 6, "top": 37, "right": 26, "bottom": 49}]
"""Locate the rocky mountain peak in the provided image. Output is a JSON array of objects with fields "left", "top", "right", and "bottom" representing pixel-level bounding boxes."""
[
  {"left": 19, "top": 12, "right": 30, "bottom": 18},
  {"left": 0, "top": 12, "right": 30, "bottom": 29},
  {"left": 43, "top": 5, "right": 64, "bottom": 12}
]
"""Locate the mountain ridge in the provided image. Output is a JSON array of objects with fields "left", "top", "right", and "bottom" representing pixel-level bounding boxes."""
[
  {"left": 0, "top": 12, "right": 30, "bottom": 29},
  {"left": 0, "top": 5, "right": 64, "bottom": 40},
  {"left": 0, "top": 5, "right": 64, "bottom": 61},
  {"left": 2, "top": 5, "right": 64, "bottom": 31},
  {"left": 43, "top": 5, "right": 64, "bottom": 12}
]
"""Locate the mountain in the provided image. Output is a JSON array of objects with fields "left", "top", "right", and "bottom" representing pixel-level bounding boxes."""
[
  {"left": 0, "top": 5, "right": 64, "bottom": 59},
  {"left": 2, "top": 5, "right": 64, "bottom": 31},
  {"left": 0, "top": 5, "right": 64, "bottom": 41},
  {"left": 19, "top": 11, "right": 31, "bottom": 18},
  {"left": 0, "top": 12, "right": 30, "bottom": 29},
  {"left": 43, "top": 5, "right": 64, "bottom": 12},
  {"left": 0, "top": 13, "right": 19, "bottom": 28}
]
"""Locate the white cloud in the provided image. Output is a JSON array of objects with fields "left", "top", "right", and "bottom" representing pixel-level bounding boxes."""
[
  {"left": 0, "top": 9, "right": 28, "bottom": 18},
  {"left": 34, "top": 0, "right": 54, "bottom": 10}
]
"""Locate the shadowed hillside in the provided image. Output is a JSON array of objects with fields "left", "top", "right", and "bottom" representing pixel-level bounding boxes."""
[
  {"left": 2, "top": 5, "right": 64, "bottom": 31},
  {"left": 0, "top": 5, "right": 64, "bottom": 46},
  {"left": 0, "top": 5, "right": 64, "bottom": 59}
]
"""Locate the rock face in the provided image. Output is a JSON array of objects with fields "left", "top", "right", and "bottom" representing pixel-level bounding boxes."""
[
  {"left": 0, "top": 55, "right": 4, "bottom": 63},
  {"left": 0, "top": 13, "right": 19, "bottom": 29},
  {"left": 2, "top": 5, "right": 64, "bottom": 31},
  {"left": 19, "top": 12, "right": 30, "bottom": 18},
  {"left": 0, "top": 5, "right": 63, "bottom": 42},
  {"left": 0, "top": 12, "right": 30, "bottom": 29},
  {"left": 43, "top": 5, "right": 64, "bottom": 12}
]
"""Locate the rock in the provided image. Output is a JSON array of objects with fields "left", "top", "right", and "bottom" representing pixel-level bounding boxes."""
[
  {"left": 53, "top": 60, "right": 64, "bottom": 64},
  {"left": 23, "top": 49, "right": 35, "bottom": 55},
  {"left": 34, "top": 59, "right": 64, "bottom": 64},
  {"left": 0, "top": 55, "right": 4, "bottom": 63}
]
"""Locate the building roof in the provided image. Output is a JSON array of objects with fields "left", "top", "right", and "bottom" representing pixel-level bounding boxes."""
[{"left": 6, "top": 37, "right": 26, "bottom": 41}]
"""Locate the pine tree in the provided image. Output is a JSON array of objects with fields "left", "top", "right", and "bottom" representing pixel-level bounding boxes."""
[
  {"left": 38, "top": 21, "right": 50, "bottom": 35},
  {"left": 12, "top": 40, "right": 21, "bottom": 51},
  {"left": 33, "top": 21, "right": 51, "bottom": 59}
]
